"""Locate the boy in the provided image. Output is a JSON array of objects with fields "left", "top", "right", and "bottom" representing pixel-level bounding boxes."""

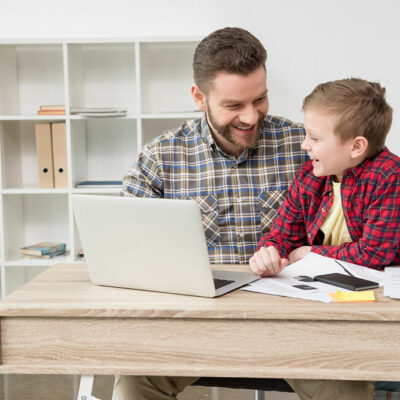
[{"left": 250, "top": 77, "right": 400, "bottom": 277}]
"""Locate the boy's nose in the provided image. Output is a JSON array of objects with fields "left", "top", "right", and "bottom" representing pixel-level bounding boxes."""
[{"left": 301, "top": 139, "right": 310, "bottom": 151}]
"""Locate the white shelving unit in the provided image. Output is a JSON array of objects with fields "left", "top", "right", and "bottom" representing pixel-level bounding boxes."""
[{"left": 0, "top": 37, "right": 201, "bottom": 297}]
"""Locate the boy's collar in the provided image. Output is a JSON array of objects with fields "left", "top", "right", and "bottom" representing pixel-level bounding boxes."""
[
  {"left": 346, "top": 147, "right": 387, "bottom": 178},
  {"left": 322, "top": 147, "right": 387, "bottom": 193}
]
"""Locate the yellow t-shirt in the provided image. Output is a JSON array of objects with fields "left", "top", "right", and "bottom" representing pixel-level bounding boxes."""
[{"left": 320, "top": 180, "right": 352, "bottom": 246}]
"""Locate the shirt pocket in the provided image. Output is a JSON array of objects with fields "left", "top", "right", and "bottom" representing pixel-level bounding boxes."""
[
  {"left": 258, "top": 190, "right": 288, "bottom": 234},
  {"left": 177, "top": 195, "right": 220, "bottom": 246}
]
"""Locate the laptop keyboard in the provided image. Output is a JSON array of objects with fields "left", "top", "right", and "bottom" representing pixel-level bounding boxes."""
[{"left": 214, "top": 278, "right": 235, "bottom": 289}]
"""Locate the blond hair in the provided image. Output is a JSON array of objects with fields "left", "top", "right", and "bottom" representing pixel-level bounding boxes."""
[{"left": 303, "top": 78, "right": 392, "bottom": 158}]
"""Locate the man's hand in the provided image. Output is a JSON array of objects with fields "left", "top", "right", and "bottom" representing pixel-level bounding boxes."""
[
  {"left": 288, "top": 246, "right": 312, "bottom": 264},
  {"left": 249, "top": 246, "right": 289, "bottom": 277}
]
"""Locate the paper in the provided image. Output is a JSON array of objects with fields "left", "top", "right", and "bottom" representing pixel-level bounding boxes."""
[
  {"left": 242, "top": 253, "right": 383, "bottom": 303},
  {"left": 330, "top": 290, "right": 375, "bottom": 303},
  {"left": 278, "top": 253, "right": 384, "bottom": 286},
  {"left": 384, "top": 267, "right": 400, "bottom": 298}
]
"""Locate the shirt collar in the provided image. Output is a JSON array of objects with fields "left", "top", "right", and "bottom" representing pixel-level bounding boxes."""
[{"left": 343, "top": 147, "right": 387, "bottom": 180}]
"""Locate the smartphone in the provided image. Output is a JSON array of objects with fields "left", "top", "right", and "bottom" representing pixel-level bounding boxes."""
[{"left": 314, "top": 273, "right": 379, "bottom": 291}]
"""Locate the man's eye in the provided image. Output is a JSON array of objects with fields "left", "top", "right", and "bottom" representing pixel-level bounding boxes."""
[{"left": 255, "top": 97, "right": 267, "bottom": 103}]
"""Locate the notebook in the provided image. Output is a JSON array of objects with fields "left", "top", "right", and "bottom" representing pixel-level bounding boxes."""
[{"left": 72, "top": 194, "right": 259, "bottom": 297}]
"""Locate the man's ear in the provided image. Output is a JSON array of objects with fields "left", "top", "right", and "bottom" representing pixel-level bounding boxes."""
[
  {"left": 351, "top": 136, "right": 369, "bottom": 159},
  {"left": 191, "top": 85, "right": 207, "bottom": 111}
]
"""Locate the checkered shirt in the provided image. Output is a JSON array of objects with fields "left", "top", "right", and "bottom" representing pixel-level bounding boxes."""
[
  {"left": 258, "top": 148, "right": 400, "bottom": 269},
  {"left": 122, "top": 114, "right": 307, "bottom": 264}
]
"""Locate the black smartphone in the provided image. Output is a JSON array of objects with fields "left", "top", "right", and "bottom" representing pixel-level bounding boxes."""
[{"left": 314, "top": 273, "right": 379, "bottom": 291}]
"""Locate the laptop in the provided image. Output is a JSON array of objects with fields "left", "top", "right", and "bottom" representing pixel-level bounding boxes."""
[{"left": 72, "top": 194, "right": 259, "bottom": 297}]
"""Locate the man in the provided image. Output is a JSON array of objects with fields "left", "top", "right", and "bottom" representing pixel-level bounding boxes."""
[{"left": 119, "top": 27, "right": 374, "bottom": 400}]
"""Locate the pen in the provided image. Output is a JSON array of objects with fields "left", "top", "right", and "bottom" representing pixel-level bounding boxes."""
[{"left": 335, "top": 259, "right": 355, "bottom": 277}]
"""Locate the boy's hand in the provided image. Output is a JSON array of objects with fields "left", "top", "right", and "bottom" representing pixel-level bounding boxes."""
[
  {"left": 288, "top": 246, "right": 312, "bottom": 264},
  {"left": 249, "top": 246, "right": 289, "bottom": 277}
]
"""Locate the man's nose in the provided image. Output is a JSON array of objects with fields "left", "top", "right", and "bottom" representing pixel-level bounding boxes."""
[{"left": 239, "top": 106, "right": 258, "bottom": 126}]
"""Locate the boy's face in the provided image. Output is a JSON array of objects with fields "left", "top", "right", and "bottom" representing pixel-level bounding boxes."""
[
  {"left": 302, "top": 107, "right": 355, "bottom": 181},
  {"left": 192, "top": 67, "right": 269, "bottom": 157}
]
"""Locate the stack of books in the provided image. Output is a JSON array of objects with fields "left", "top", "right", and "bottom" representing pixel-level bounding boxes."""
[
  {"left": 37, "top": 105, "right": 66, "bottom": 116},
  {"left": 20, "top": 242, "right": 67, "bottom": 259},
  {"left": 75, "top": 180, "right": 122, "bottom": 188},
  {"left": 70, "top": 107, "right": 127, "bottom": 117}
]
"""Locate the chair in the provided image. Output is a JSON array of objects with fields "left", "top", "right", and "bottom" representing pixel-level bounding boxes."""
[{"left": 78, "top": 375, "right": 294, "bottom": 400}]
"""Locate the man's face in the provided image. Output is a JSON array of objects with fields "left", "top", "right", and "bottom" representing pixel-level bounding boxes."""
[{"left": 194, "top": 67, "right": 269, "bottom": 157}]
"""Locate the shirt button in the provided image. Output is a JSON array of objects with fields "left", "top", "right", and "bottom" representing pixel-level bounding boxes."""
[
  {"left": 322, "top": 207, "right": 327, "bottom": 212},
  {"left": 308, "top": 233, "right": 312, "bottom": 239},
  {"left": 239, "top": 232, "right": 245, "bottom": 238}
]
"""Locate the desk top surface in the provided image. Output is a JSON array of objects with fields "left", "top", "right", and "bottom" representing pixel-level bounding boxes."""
[{"left": 1, "top": 263, "right": 399, "bottom": 321}]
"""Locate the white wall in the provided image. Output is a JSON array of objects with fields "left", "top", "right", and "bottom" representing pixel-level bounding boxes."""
[{"left": 1, "top": 0, "right": 399, "bottom": 152}]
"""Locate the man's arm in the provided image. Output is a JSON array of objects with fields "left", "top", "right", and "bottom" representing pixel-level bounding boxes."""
[
  {"left": 312, "top": 172, "right": 400, "bottom": 269},
  {"left": 121, "top": 144, "right": 164, "bottom": 198},
  {"left": 257, "top": 172, "right": 309, "bottom": 258}
]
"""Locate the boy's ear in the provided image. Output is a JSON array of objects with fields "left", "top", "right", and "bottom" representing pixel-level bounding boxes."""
[
  {"left": 191, "top": 85, "right": 207, "bottom": 111},
  {"left": 351, "top": 136, "right": 369, "bottom": 158}
]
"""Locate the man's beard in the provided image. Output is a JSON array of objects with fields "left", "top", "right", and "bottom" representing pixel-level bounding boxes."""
[{"left": 206, "top": 106, "right": 265, "bottom": 151}]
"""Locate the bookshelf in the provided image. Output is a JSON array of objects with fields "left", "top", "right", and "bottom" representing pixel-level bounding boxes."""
[{"left": 0, "top": 37, "right": 201, "bottom": 298}]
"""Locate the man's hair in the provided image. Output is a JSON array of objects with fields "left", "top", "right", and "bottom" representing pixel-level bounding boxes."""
[
  {"left": 303, "top": 78, "right": 393, "bottom": 158},
  {"left": 193, "top": 27, "right": 267, "bottom": 93}
]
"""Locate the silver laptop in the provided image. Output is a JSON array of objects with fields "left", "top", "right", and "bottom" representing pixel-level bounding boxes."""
[{"left": 72, "top": 194, "right": 259, "bottom": 297}]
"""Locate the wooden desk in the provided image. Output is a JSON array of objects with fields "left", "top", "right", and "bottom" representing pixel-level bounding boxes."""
[{"left": 0, "top": 263, "right": 399, "bottom": 381}]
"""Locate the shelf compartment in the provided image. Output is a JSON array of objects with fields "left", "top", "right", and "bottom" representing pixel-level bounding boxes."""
[
  {"left": 140, "top": 41, "right": 198, "bottom": 114},
  {"left": 68, "top": 43, "right": 136, "bottom": 114},
  {"left": 141, "top": 118, "right": 197, "bottom": 148},
  {"left": 2, "top": 193, "right": 69, "bottom": 261},
  {"left": 0, "top": 44, "right": 65, "bottom": 116},
  {"left": 70, "top": 119, "right": 137, "bottom": 187},
  {"left": 1, "top": 120, "right": 49, "bottom": 189},
  {"left": 4, "top": 265, "right": 49, "bottom": 297}
]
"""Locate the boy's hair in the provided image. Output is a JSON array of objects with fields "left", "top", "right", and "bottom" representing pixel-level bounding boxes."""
[
  {"left": 303, "top": 78, "right": 393, "bottom": 158},
  {"left": 193, "top": 27, "right": 267, "bottom": 93}
]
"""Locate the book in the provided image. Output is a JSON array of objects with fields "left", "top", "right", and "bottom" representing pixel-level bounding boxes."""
[
  {"left": 40, "top": 105, "right": 66, "bottom": 111},
  {"left": 37, "top": 110, "right": 66, "bottom": 115},
  {"left": 70, "top": 107, "right": 127, "bottom": 117},
  {"left": 23, "top": 249, "right": 67, "bottom": 259},
  {"left": 75, "top": 180, "right": 122, "bottom": 188},
  {"left": 51, "top": 122, "right": 68, "bottom": 188},
  {"left": 75, "top": 112, "right": 127, "bottom": 117},
  {"left": 70, "top": 107, "right": 127, "bottom": 114},
  {"left": 20, "top": 242, "right": 67, "bottom": 256},
  {"left": 35, "top": 123, "right": 55, "bottom": 188}
]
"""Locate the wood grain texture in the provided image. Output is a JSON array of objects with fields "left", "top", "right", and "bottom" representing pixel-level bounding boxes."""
[
  {"left": 1, "top": 317, "right": 400, "bottom": 380},
  {"left": 0, "top": 263, "right": 399, "bottom": 320},
  {"left": 1, "top": 263, "right": 400, "bottom": 380}
]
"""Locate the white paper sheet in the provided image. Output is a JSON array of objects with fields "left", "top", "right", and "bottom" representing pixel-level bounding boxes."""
[
  {"left": 242, "top": 252, "right": 384, "bottom": 303},
  {"left": 384, "top": 267, "right": 400, "bottom": 298}
]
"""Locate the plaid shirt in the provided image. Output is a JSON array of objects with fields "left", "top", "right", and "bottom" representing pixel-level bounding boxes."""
[
  {"left": 122, "top": 114, "right": 306, "bottom": 264},
  {"left": 258, "top": 148, "right": 400, "bottom": 269}
]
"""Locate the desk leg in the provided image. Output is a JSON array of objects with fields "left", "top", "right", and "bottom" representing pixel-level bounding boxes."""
[
  {"left": 77, "top": 375, "right": 102, "bottom": 400},
  {"left": 255, "top": 390, "right": 265, "bottom": 400}
]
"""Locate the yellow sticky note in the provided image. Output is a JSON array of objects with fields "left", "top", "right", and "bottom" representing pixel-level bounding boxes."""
[{"left": 329, "top": 290, "right": 375, "bottom": 303}]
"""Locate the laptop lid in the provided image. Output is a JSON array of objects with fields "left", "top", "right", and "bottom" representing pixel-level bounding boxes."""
[{"left": 72, "top": 195, "right": 258, "bottom": 297}]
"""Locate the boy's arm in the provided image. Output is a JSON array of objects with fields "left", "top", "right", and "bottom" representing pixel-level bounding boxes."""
[
  {"left": 121, "top": 144, "right": 164, "bottom": 198},
  {"left": 257, "top": 172, "right": 308, "bottom": 258},
  {"left": 312, "top": 172, "right": 400, "bottom": 269}
]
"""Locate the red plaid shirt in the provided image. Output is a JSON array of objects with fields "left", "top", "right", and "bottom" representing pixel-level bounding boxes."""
[{"left": 258, "top": 148, "right": 400, "bottom": 269}]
